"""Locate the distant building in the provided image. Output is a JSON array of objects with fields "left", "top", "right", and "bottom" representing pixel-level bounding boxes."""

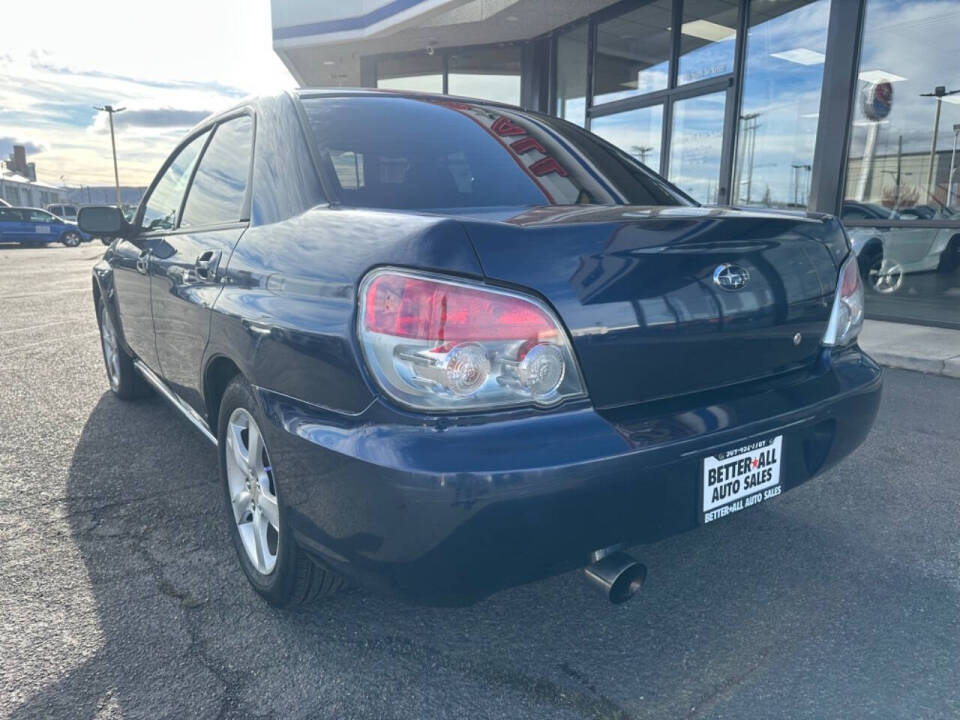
[
  {"left": 0, "top": 145, "right": 65, "bottom": 207},
  {"left": 64, "top": 186, "right": 146, "bottom": 206},
  {"left": 0, "top": 145, "right": 64, "bottom": 207}
]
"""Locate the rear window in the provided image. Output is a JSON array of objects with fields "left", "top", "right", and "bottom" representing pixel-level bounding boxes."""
[{"left": 300, "top": 96, "right": 686, "bottom": 211}]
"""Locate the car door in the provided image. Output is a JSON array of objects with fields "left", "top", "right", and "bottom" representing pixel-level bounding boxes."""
[
  {"left": 149, "top": 113, "right": 254, "bottom": 413},
  {"left": 0, "top": 208, "right": 23, "bottom": 242},
  {"left": 23, "top": 209, "right": 58, "bottom": 243},
  {"left": 113, "top": 129, "right": 211, "bottom": 372}
]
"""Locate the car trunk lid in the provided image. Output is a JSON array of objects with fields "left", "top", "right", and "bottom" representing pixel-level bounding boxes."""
[{"left": 457, "top": 206, "right": 846, "bottom": 409}]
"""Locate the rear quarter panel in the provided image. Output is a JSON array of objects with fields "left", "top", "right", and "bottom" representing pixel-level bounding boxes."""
[{"left": 209, "top": 207, "right": 483, "bottom": 414}]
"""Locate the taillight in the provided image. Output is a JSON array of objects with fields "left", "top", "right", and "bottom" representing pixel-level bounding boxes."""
[
  {"left": 358, "top": 269, "right": 586, "bottom": 411},
  {"left": 822, "top": 254, "right": 864, "bottom": 347}
]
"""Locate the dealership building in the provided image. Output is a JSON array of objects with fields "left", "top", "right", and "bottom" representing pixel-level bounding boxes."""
[{"left": 272, "top": 0, "right": 960, "bottom": 329}]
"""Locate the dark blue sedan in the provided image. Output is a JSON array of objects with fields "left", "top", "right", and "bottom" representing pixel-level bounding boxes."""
[
  {"left": 0, "top": 206, "right": 90, "bottom": 246},
  {"left": 79, "top": 90, "right": 881, "bottom": 607}
]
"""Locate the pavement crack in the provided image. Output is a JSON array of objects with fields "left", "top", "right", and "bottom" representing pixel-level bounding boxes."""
[{"left": 684, "top": 645, "right": 772, "bottom": 719}]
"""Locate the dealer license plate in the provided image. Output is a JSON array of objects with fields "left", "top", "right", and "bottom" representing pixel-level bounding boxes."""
[{"left": 702, "top": 436, "right": 782, "bottom": 524}]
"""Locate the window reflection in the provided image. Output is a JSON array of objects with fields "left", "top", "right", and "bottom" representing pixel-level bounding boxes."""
[
  {"left": 678, "top": 0, "right": 738, "bottom": 85},
  {"left": 556, "top": 24, "right": 588, "bottom": 127},
  {"left": 376, "top": 54, "right": 444, "bottom": 93},
  {"left": 593, "top": 1, "right": 672, "bottom": 104},
  {"left": 842, "top": 0, "right": 960, "bottom": 329},
  {"left": 302, "top": 96, "right": 685, "bottom": 210},
  {"left": 447, "top": 46, "right": 521, "bottom": 105},
  {"left": 670, "top": 91, "right": 727, "bottom": 203},
  {"left": 141, "top": 130, "right": 208, "bottom": 231},
  {"left": 844, "top": 0, "right": 960, "bottom": 214},
  {"left": 590, "top": 105, "right": 664, "bottom": 172},
  {"left": 734, "top": 0, "right": 830, "bottom": 208},
  {"left": 180, "top": 116, "right": 253, "bottom": 227}
]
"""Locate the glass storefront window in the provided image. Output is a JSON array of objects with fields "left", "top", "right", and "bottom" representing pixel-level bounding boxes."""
[
  {"left": 556, "top": 24, "right": 588, "bottom": 127},
  {"left": 678, "top": 0, "right": 738, "bottom": 85},
  {"left": 669, "top": 90, "right": 727, "bottom": 203},
  {"left": 734, "top": 0, "right": 830, "bottom": 208},
  {"left": 844, "top": 0, "right": 960, "bottom": 213},
  {"left": 376, "top": 55, "right": 444, "bottom": 93},
  {"left": 594, "top": 1, "right": 672, "bottom": 104},
  {"left": 590, "top": 105, "right": 664, "bottom": 171},
  {"left": 842, "top": 0, "right": 960, "bottom": 329},
  {"left": 448, "top": 46, "right": 521, "bottom": 105}
]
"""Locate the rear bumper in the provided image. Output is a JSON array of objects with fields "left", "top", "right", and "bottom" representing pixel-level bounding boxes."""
[{"left": 257, "top": 346, "right": 882, "bottom": 605}]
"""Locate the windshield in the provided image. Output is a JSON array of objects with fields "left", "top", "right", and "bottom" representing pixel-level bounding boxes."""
[{"left": 300, "top": 95, "right": 690, "bottom": 211}]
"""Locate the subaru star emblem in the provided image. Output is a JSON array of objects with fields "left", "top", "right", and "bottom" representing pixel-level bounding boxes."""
[{"left": 713, "top": 264, "right": 750, "bottom": 292}]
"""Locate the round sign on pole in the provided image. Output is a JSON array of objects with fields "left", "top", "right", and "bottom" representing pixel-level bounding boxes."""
[{"left": 862, "top": 81, "right": 894, "bottom": 121}]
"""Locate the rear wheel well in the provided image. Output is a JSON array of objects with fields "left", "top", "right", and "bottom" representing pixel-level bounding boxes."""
[{"left": 204, "top": 357, "right": 243, "bottom": 430}]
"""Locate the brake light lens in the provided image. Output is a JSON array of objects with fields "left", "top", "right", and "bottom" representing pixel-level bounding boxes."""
[
  {"left": 358, "top": 269, "right": 586, "bottom": 411},
  {"left": 822, "top": 254, "right": 864, "bottom": 347}
]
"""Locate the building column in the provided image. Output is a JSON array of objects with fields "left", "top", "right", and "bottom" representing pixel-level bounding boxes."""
[{"left": 809, "top": 0, "right": 867, "bottom": 215}]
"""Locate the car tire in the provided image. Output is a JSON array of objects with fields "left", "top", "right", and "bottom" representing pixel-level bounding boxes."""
[
  {"left": 217, "top": 375, "right": 345, "bottom": 607},
  {"left": 97, "top": 296, "right": 152, "bottom": 400},
  {"left": 62, "top": 231, "right": 81, "bottom": 247}
]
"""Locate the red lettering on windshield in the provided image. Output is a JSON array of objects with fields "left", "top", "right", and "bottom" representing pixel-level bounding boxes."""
[
  {"left": 510, "top": 137, "right": 547, "bottom": 155},
  {"left": 529, "top": 156, "right": 568, "bottom": 177},
  {"left": 491, "top": 116, "right": 526, "bottom": 137}
]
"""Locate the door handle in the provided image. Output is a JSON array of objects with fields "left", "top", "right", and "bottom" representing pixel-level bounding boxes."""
[
  {"left": 195, "top": 250, "right": 222, "bottom": 281},
  {"left": 136, "top": 250, "right": 150, "bottom": 275}
]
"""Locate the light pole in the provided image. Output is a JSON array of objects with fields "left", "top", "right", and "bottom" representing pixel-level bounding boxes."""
[
  {"left": 920, "top": 87, "right": 960, "bottom": 203},
  {"left": 94, "top": 105, "right": 126, "bottom": 208},
  {"left": 948, "top": 123, "right": 960, "bottom": 209}
]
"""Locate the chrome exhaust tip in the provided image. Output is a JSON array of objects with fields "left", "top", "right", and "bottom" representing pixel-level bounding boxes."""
[{"left": 583, "top": 550, "right": 646, "bottom": 604}]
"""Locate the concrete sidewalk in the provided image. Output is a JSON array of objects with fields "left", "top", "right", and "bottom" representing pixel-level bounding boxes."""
[{"left": 859, "top": 320, "right": 960, "bottom": 378}]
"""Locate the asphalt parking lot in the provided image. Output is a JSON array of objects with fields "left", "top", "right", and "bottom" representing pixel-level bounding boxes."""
[{"left": 1, "top": 243, "right": 958, "bottom": 720}]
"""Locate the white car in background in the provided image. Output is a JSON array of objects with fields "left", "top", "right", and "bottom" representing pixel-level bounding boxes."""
[
  {"left": 46, "top": 203, "right": 80, "bottom": 221},
  {"left": 842, "top": 202, "right": 960, "bottom": 295}
]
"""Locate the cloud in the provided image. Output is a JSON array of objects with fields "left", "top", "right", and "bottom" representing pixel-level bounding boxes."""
[
  {"left": 108, "top": 108, "right": 214, "bottom": 130},
  {"left": 0, "top": 137, "right": 45, "bottom": 156}
]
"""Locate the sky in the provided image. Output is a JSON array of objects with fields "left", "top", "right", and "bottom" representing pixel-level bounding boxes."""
[{"left": 1, "top": 0, "right": 294, "bottom": 187}]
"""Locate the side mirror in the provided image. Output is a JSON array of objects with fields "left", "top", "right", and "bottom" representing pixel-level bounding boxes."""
[{"left": 78, "top": 206, "right": 133, "bottom": 238}]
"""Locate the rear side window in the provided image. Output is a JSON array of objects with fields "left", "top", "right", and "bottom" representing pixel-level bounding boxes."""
[
  {"left": 300, "top": 96, "right": 686, "bottom": 211},
  {"left": 0, "top": 208, "right": 21, "bottom": 221},
  {"left": 181, "top": 115, "right": 254, "bottom": 227},
  {"left": 141, "top": 130, "right": 209, "bottom": 231}
]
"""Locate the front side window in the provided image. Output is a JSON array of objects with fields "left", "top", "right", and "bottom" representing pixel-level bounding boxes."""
[
  {"left": 27, "top": 210, "right": 55, "bottom": 223},
  {"left": 180, "top": 115, "right": 254, "bottom": 227},
  {"left": 141, "top": 130, "right": 209, "bottom": 231},
  {"left": 301, "top": 96, "right": 687, "bottom": 210}
]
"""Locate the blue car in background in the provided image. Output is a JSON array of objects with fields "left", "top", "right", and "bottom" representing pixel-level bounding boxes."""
[{"left": 0, "top": 206, "right": 91, "bottom": 246}]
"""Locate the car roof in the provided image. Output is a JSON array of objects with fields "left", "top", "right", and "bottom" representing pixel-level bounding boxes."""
[{"left": 293, "top": 87, "right": 523, "bottom": 111}]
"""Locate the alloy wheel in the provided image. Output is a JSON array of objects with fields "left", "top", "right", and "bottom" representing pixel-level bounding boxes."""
[
  {"left": 225, "top": 408, "right": 280, "bottom": 575},
  {"left": 99, "top": 306, "right": 121, "bottom": 390},
  {"left": 868, "top": 258, "right": 904, "bottom": 294},
  {"left": 63, "top": 232, "right": 81, "bottom": 247}
]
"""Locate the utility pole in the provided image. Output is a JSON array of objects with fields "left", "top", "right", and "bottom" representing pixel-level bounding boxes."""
[
  {"left": 94, "top": 105, "right": 126, "bottom": 208},
  {"left": 630, "top": 145, "right": 654, "bottom": 165},
  {"left": 948, "top": 123, "right": 960, "bottom": 209},
  {"left": 920, "top": 87, "right": 960, "bottom": 203},
  {"left": 739, "top": 113, "right": 761, "bottom": 204}
]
